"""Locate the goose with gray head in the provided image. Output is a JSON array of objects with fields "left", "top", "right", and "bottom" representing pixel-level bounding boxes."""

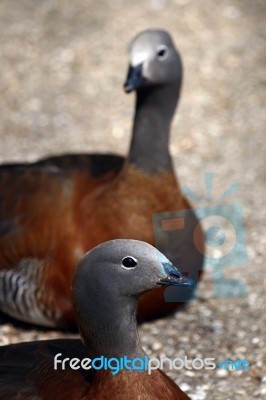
[
  {"left": 0, "top": 29, "right": 204, "bottom": 328},
  {"left": 0, "top": 240, "right": 192, "bottom": 399}
]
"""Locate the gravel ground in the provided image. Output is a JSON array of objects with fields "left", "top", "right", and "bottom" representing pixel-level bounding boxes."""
[{"left": 0, "top": 1, "right": 265, "bottom": 399}]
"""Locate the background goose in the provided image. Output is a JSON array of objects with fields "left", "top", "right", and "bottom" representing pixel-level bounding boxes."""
[{"left": 0, "top": 29, "right": 204, "bottom": 328}]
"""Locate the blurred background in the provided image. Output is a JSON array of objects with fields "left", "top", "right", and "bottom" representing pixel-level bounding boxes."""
[{"left": 0, "top": 1, "right": 265, "bottom": 399}]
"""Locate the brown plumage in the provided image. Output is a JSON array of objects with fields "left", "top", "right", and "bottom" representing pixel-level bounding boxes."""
[
  {"left": 0, "top": 29, "right": 204, "bottom": 328},
  {"left": 0, "top": 340, "right": 190, "bottom": 400},
  {"left": 0, "top": 240, "right": 192, "bottom": 399}
]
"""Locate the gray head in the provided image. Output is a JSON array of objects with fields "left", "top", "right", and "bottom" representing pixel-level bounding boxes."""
[
  {"left": 72, "top": 239, "right": 193, "bottom": 358},
  {"left": 124, "top": 29, "right": 182, "bottom": 93},
  {"left": 124, "top": 30, "right": 183, "bottom": 172}
]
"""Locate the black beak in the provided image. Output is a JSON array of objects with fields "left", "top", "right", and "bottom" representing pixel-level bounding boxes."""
[
  {"left": 158, "top": 274, "right": 195, "bottom": 288},
  {"left": 123, "top": 64, "right": 147, "bottom": 93},
  {"left": 157, "top": 263, "right": 195, "bottom": 288}
]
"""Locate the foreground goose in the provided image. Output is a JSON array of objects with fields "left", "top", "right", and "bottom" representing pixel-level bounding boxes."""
[
  {"left": 0, "top": 29, "right": 204, "bottom": 328},
  {"left": 0, "top": 240, "right": 192, "bottom": 400}
]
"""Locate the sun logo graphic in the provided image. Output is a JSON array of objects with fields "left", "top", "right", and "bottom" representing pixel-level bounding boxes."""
[{"left": 153, "top": 173, "right": 248, "bottom": 301}]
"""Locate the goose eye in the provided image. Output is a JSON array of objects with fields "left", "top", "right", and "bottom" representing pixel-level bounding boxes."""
[
  {"left": 121, "top": 256, "right": 138, "bottom": 269},
  {"left": 157, "top": 45, "right": 168, "bottom": 60}
]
